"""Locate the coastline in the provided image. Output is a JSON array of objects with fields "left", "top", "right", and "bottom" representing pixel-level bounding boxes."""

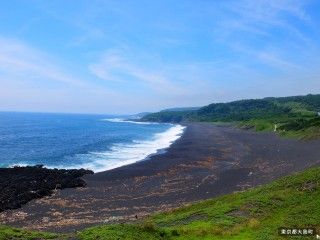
[
  {"left": 2, "top": 120, "right": 185, "bottom": 173},
  {"left": 0, "top": 121, "right": 185, "bottom": 214},
  {"left": 68, "top": 122, "right": 186, "bottom": 173},
  {"left": 1, "top": 122, "right": 320, "bottom": 232},
  {"left": 74, "top": 121, "right": 186, "bottom": 173}
]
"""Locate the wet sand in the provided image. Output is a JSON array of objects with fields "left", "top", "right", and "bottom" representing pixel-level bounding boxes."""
[{"left": 1, "top": 123, "right": 320, "bottom": 232}]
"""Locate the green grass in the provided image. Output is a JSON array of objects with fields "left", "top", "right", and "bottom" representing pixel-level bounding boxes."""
[
  {"left": 0, "top": 226, "right": 63, "bottom": 240},
  {"left": 78, "top": 167, "right": 320, "bottom": 239},
  {"left": 238, "top": 119, "right": 275, "bottom": 132},
  {"left": 237, "top": 115, "right": 320, "bottom": 139},
  {"left": 278, "top": 126, "right": 320, "bottom": 139},
  {"left": 78, "top": 223, "right": 169, "bottom": 240},
  {"left": 2, "top": 167, "right": 320, "bottom": 239}
]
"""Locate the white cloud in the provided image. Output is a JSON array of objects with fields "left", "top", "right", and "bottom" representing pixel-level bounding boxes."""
[
  {"left": 225, "top": 0, "right": 310, "bottom": 28},
  {"left": 0, "top": 36, "right": 127, "bottom": 113},
  {"left": 0, "top": 37, "right": 88, "bottom": 87},
  {"left": 89, "top": 50, "right": 186, "bottom": 94},
  {"left": 215, "top": 0, "right": 314, "bottom": 48}
]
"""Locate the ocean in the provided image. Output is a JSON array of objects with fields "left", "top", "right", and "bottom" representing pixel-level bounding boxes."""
[{"left": 0, "top": 112, "right": 185, "bottom": 172}]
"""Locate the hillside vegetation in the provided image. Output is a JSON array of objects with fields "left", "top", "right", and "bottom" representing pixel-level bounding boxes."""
[
  {"left": 1, "top": 166, "right": 320, "bottom": 239},
  {"left": 141, "top": 94, "right": 320, "bottom": 139}
]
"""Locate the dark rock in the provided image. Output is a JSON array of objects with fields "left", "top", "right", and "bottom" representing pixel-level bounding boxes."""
[{"left": 0, "top": 166, "right": 93, "bottom": 212}]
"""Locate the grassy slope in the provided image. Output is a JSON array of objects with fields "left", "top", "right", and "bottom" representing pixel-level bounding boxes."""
[
  {"left": 0, "top": 226, "right": 61, "bottom": 240},
  {"left": 239, "top": 115, "right": 320, "bottom": 139},
  {"left": 3, "top": 167, "right": 319, "bottom": 239}
]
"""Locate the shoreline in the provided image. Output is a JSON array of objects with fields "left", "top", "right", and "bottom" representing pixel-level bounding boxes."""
[
  {"left": 91, "top": 122, "right": 187, "bottom": 173},
  {"left": 2, "top": 121, "right": 186, "bottom": 173},
  {"left": 1, "top": 122, "right": 320, "bottom": 232},
  {"left": 0, "top": 122, "right": 185, "bottom": 213}
]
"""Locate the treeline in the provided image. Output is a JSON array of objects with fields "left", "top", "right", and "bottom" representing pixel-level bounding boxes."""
[
  {"left": 142, "top": 94, "right": 320, "bottom": 123},
  {"left": 141, "top": 94, "right": 320, "bottom": 138}
]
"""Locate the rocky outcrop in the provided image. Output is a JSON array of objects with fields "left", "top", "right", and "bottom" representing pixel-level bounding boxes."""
[{"left": 0, "top": 165, "right": 93, "bottom": 212}]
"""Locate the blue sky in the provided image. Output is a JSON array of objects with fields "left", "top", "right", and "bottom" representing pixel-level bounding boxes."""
[{"left": 0, "top": 0, "right": 320, "bottom": 114}]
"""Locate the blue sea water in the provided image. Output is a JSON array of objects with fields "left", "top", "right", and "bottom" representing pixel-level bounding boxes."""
[{"left": 0, "top": 112, "right": 185, "bottom": 172}]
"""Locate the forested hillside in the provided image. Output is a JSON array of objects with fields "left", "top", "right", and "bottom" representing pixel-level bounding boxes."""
[{"left": 141, "top": 94, "right": 320, "bottom": 139}]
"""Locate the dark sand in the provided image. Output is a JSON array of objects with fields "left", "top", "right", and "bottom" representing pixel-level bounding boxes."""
[{"left": 1, "top": 123, "right": 320, "bottom": 232}]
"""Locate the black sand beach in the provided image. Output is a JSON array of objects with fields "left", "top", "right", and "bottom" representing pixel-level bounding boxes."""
[{"left": 1, "top": 123, "right": 320, "bottom": 232}]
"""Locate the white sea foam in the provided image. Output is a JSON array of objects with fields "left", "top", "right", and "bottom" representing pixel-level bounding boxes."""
[
  {"left": 59, "top": 124, "right": 186, "bottom": 172},
  {"left": 102, "top": 118, "right": 159, "bottom": 125},
  {"left": 7, "top": 124, "right": 186, "bottom": 173}
]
